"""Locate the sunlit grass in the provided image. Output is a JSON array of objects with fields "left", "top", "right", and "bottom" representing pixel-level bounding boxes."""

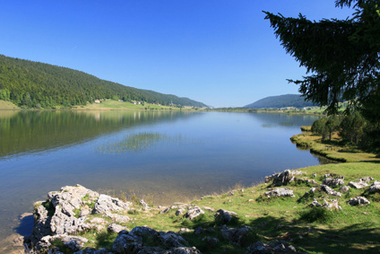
[
  {"left": 0, "top": 100, "right": 20, "bottom": 110},
  {"left": 76, "top": 100, "right": 185, "bottom": 111},
  {"left": 290, "top": 129, "right": 380, "bottom": 162}
]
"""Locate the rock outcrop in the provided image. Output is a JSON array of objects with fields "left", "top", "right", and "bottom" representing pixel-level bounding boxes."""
[
  {"left": 26, "top": 185, "right": 133, "bottom": 252},
  {"left": 368, "top": 181, "right": 380, "bottom": 193},
  {"left": 349, "top": 181, "right": 369, "bottom": 189},
  {"left": 320, "top": 184, "right": 342, "bottom": 197},
  {"left": 215, "top": 209, "right": 238, "bottom": 223},
  {"left": 265, "top": 169, "right": 304, "bottom": 186},
  {"left": 323, "top": 177, "right": 344, "bottom": 187},
  {"left": 310, "top": 198, "right": 342, "bottom": 210},
  {"left": 265, "top": 188, "right": 295, "bottom": 198},
  {"left": 25, "top": 185, "right": 206, "bottom": 254},
  {"left": 112, "top": 227, "right": 201, "bottom": 254},
  {"left": 347, "top": 196, "right": 371, "bottom": 206},
  {"left": 247, "top": 240, "right": 304, "bottom": 254},
  {"left": 221, "top": 226, "right": 251, "bottom": 246}
]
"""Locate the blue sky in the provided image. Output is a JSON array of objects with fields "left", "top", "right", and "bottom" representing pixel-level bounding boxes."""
[{"left": 0, "top": 1, "right": 354, "bottom": 107}]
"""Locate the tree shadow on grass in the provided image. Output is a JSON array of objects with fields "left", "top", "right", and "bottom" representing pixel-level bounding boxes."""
[
  {"left": 251, "top": 216, "right": 380, "bottom": 254},
  {"left": 169, "top": 212, "right": 380, "bottom": 254},
  {"left": 297, "top": 223, "right": 380, "bottom": 254}
]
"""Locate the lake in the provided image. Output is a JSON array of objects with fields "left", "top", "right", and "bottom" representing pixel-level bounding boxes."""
[{"left": 0, "top": 110, "right": 325, "bottom": 246}]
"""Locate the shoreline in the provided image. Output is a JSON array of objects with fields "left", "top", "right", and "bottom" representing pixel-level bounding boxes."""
[
  {"left": 20, "top": 161, "right": 380, "bottom": 254},
  {"left": 290, "top": 126, "right": 380, "bottom": 163},
  {"left": 4, "top": 124, "right": 380, "bottom": 253}
]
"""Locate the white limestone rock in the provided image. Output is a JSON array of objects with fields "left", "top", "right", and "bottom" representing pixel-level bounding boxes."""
[
  {"left": 347, "top": 196, "right": 371, "bottom": 206},
  {"left": 265, "top": 188, "right": 295, "bottom": 198}
]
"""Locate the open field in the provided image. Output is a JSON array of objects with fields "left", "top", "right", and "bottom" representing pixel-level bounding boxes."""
[{"left": 73, "top": 100, "right": 182, "bottom": 110}]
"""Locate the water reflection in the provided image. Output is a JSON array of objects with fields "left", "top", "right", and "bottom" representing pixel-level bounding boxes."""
[
  {"left": 0, "top": 110, "right": 198, "bottom": 159},
  {"left": 251, "top": 113, "right": 320, "bottom": 127},
  {"left": 98, "top": 132, "right": 185, "bottom": 153}
]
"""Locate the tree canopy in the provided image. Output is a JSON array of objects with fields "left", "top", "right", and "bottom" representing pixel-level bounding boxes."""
[
  {"left": 244, "top": 94, "right": 315, "bottom": 109},
  {"left": 264, "top": 0, "right": 380, "bottom": 121},
  {"left": 0, "top": 54, "right": 207, "bottom": 108}
]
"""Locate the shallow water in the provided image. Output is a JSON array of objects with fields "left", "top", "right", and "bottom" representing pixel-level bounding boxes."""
[{"left": 0, "top": 110, "right": 324, "bottom": 247}]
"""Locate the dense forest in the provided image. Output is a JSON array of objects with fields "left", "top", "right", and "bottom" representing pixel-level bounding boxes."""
[
  {"left": 0, "top": 54, "right": 207, "bottom": 108},
  {"left": 244, "top": 94, "right": 315, "bottom": 109}
]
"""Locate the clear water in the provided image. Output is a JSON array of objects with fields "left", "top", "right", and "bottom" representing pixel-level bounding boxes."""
[{"left": 0, "top": 110, "right": 324, "bottom": 244}]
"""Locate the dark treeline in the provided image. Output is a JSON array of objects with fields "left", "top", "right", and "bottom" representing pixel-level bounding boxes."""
[
  {"left": 311, "top": 112, "right": 380, "bottom": 153},
  {"left": 0, "top": 54, "right": 207, "bottom": 108}
]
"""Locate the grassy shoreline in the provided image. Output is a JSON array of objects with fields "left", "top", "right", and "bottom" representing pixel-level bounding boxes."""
[
  {"left": 0, "top": 99, "right": 204, "bottom": 111},
  {"left": 290, "top": 126, "right": 380, "bottom": 163},
  {"left": 48, "top": 162, "right": 379, "bottom": 254}
]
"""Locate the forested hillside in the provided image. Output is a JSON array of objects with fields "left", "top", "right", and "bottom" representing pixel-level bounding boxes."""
[
  {"left": 244, "top": 94, "right": 315, "bottom": 109},
  {"left": 0, "top": 54, "right": 207, "bottom": 108}
]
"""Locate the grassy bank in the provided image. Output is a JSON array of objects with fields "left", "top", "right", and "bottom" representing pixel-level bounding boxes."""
[
  {"left": 73, "top": 100, "right": 191, "bottom": 111},
  {"left": 0, "top": 99, "right": 203, "bottom": 111},
  {"left": 291, "top": 127, "right": 380, "bottom": 163},
  {"left": 0, "top": 100, "right": 20, "bottom": 110},
  {"left": 60, "top": 162, "right": 380, "bottom": 254}
]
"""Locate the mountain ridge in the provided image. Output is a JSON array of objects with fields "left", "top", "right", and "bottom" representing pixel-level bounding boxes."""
[
  {"left": 244, "top": 94, "right": 315, "bottom": 109},
  {"left": 0, "top": 54, "right": 207, "bottom": 108}
]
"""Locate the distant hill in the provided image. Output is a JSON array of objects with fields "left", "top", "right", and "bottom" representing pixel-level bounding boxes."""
[
  {"left": 244, "top": 94, "right": 315, "bottom": 109},
  {"left": 0, "top": 54, "right": 207, "bottom": 108}
]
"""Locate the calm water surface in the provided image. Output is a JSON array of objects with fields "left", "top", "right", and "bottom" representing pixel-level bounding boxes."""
[{"left": 0, "top": 110, "right": 324, "bottom": 244}]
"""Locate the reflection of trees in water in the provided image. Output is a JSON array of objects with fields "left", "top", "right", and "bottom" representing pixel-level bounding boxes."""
[
  {"left": 293, "top": 141, "right": 336, "bottom": 164},
  {"left": 262, "top": 122, "right": 296, "bottom": 128},
  {"left": 98, "top": 132, "right": 185, "bottom": 153},
  {"left": 251, "top": 113, "right": 320, "bottom": 127},
  {"left": 314, "top": 154, "right": 337, "bottom": 165},
  {"left": 0, "top": 110, "right": 198, "bottom": 158}
]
